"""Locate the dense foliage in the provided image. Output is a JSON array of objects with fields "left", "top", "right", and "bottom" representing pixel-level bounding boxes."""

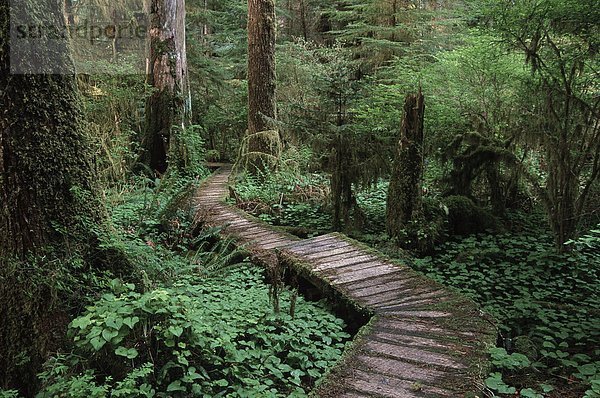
[
  {"left": 1, "top": 0, "right": 598, "bottom": 397},
  {"left": 33, "top": 267, "right": 348, "bottom": 398},
  {"left": 0, "top": 173, "right": 350, "bottom": 398}
]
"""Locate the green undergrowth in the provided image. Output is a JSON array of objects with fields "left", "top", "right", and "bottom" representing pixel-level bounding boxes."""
[
  {"left": 232, "top": 169, "right": 332, "bottom": 237},
  {"left": 1, "top": 173, "right": 350, "bottom": 398},
  {"left": 413, "top": 230, "right": 600, "bottom": 397},
  {"left": 31, "top": 265, "right": 349, "bottom": 398}
]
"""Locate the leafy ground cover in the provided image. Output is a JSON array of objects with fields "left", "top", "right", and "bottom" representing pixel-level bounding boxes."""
[
  {"left": 31, "top": 265, "right": 349, "bottom": 398},
  {"left": 414, "top": 232, "right": 600, "bottom": 397},
  {"left": 0, "top": 175, "right": 350, "bottom": 398},
  {"left": 233, "top": 171, "right": 600, "bottom": 397}
]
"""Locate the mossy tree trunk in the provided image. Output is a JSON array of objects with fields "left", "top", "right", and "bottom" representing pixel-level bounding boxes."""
[
  {"left": 143, "top": 0, "right": 191, "bottom": 175},
  {"left": 0, "top": 1, "right": 104, "bottom": 263},
  {"left": 386, "top": 90, "right": 425, "bottom": 240},
  {"left": 246, "top": 0, "right": 280, "bottom": 174},
  {"left": 0, "top": 0, "right": 110, "bottom": 392},
  {"left": 331, "top": 133, "right": 359, "bottom": 231}
]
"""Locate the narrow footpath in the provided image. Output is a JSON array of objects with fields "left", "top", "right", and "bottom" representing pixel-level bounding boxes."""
[{"left": 195, "top": 165, "right": 497, "bottom": 398}]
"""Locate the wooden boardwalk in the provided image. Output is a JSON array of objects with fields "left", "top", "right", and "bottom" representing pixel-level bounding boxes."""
[{"left": 194, "top": 165, "right": 496, "bottom": 398}]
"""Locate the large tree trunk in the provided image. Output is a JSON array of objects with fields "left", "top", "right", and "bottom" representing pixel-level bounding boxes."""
[
  {"left": 0, "top": 0, "right": 109, "bottom": 392},
  {"left": 143, "top": 0, "right": 191, "bottom": 175},
  {"left": 0, "top": 1, "right": 102, "bottom": 261},
  {"left": 386, "top": 90, "right": 425, "bottom": 240},
  {"left": 247, "top": 0, "right": 280, "bottom": 174}
]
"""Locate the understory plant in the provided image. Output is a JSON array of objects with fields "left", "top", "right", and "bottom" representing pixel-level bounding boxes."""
[
  {"left": 19, "top": 172, "right": 350, "bottom": 398},
  {"left": 34, "top": 266, "right": 349, "bottom": 398},
  {"left": 413, "top": 228, "right": 600, "bottom": 395}
]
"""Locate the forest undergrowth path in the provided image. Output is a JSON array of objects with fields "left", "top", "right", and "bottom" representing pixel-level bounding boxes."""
[{"left": 194, "top": 165, "right": 497, "bottom": 398}]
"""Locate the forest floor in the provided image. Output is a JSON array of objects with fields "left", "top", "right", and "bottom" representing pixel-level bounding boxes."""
[{"left": 232, "top": 172, "right": 600, "bottom": 398}]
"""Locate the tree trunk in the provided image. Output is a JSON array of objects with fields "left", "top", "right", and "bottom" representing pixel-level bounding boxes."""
[
  {"left": 247, "top": 0, "right": 280, "bottom": 174},
  {"left": 143, "top": 0, "right": 191, "bottom": 175},
  {"left": 331, "top": 133, "right": 364, "bottom": 232},
  {"left": 386, "top": 90, "right": 425, "bottom": 239},
  {"left": 299, "top": 0, "right": 308, "bottom": 41},
  {"left": 486, "top": 164, "right": 505, "bottom": 214},
  {"left": 0, "top": 0, "right": 108, "bottom": 391},
  {"left": 547, "top": 134, "right": 579, "bottom": 252}
]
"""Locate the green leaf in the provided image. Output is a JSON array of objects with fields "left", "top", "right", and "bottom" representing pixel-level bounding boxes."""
[
  {"left": 90, "top": 336, "right": 106, "bottom": 351},
  {"left": 106, "top": 316, "right": 124, "bottom": 331},
  {"left": 215, "top": 379, "right": 228, "bottom": 387},
  {"left": 168, "top": 325, "right": 184, "bottom": 338},
  {"left": 539, "top": 384, "right": 554, "bottom": 393},
  {"left": 485, "top": 373, "right": 516, "bottom": 394},
  {"left": 102, "top": 329, "right": 119, "bottom": 342},
  {"left": 520, "top": 388, "right": 543, "bottom": 398},
  {"left": 123, "top": 316, "right": 140, "bottom": 329},
  {"left": 578, "top": 364, "right": 598, "bottom": 376},
  {"left": 115, "top": 347, "right": 139, "bottom": 359},
  {"left": 71, "top": 315, "right": 92, "bottom": 330},
  {"left": 167, "top": 380, "right": 186, "bottom": 392}
]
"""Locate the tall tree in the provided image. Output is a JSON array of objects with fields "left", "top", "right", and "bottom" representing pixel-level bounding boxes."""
[
  {"left": 144, "top": 0, "right": 191, "bottom": 174},
  {"left": 386, "top": 90, "right": 425, "bottom": 239},
  {"left": 0, "top": 0, "right": 110, "bottom": 391},
  {"left": 246, "top": 0, "right": 280, "bottom": 173},
  {"left": 328, "top": 0, "right": 464, "bottom": 72},
  {"left": 488, "top": 0, "right": 600, "bottom": 250}
]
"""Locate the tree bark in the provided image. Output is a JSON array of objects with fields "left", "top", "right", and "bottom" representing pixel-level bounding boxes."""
[
  {"left": 143, "top": 0, "right": 191, "bottom": 175},
  {"left": 0, "top": 0, "right": 108, "bottom": 391},
  {"left": 386, "top": 90, "right": 425, "bottom": 239},
  {"left": 247, "top": 0, "right": 279, "bottom": 174}
]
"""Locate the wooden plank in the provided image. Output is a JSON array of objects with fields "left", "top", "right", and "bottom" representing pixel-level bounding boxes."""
[
  {"left": 375, "top": 298, "right": 446, "bottom": 313},
  {"left": 378, "top": 310, "right": 452, "bottom": 319},
  {"left": 262, "top": 240, "right": 292, "bottom": 249},
  {"left": 310, "top": 251, "right": 369, "bottom": 266},
  {"left": 303, "top": 245, "right": 357, "bottom": 260},
  {"left": 356, "top": 354, "right": 446, "bottom": 383},
  {"left": 236, "top": 227, "right": 275, "bottom": 238},
  {"left": 321, "top": 259, "right": 384, "bottom": 274},
  {"left": 288, "top": 239, "right": 350, "bottom": 256},
  {"left": 339, "top": 393, "right": 369, "bottom": 398},
  {"left": 342, "top": 270, "right": 419, "bottom": 291},
  {"left": 286, "top": 234, "right": 337, "bottom": 249},
  {"left": 241, "top": 232, "right": 283, "bottom": 243},
  {"left": 363, "top": 340, "right": 466, "bottom": 370},
  {"left": 253, "top": 234, "right": 289, "bottom": 245},
  {"left": 329, "top": 265, "right": 402, "bottom": 286},
  {"left": 350, "top": 280, "right": 413, "bottom": 298},
  {"left": 348, "top": 369, "right": 456, "bottom": 397},
  {"left": 345, "top": 370, "right": 424, "bottom": 398},
  {"left": 313, "top": 254, "right": 379, "bottom": 271},
  {"left": 370, "top": 331, "right": 455, "bottom": 351},
  {"left": 376, "top": 318, "right": 454, "bottom": 338},
  {"left": 363, "top": 289, "right": 447, "bottom": 308}
]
